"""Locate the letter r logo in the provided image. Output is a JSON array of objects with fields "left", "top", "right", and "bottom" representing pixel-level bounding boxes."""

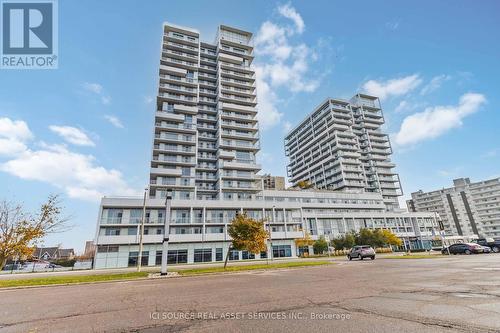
[{"left": 2, "top": 1, "right": 53, "bottom": 54}]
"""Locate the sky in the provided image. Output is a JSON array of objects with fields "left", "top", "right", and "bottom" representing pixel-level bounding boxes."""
[{"left": 1, "top": 0, "right": 499, "bottom": 252}]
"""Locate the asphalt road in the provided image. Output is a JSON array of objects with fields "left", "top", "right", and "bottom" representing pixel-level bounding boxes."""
[{"left": 2, "top": 255, "right": 500, "bottom": 333}]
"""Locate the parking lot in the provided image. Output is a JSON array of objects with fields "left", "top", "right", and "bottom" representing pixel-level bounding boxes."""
[{"left": 1, "top": 254, "right": 500, "bottom": 332}]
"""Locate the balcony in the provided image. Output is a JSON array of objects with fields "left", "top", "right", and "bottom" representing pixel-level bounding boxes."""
[
  {"left": 218, "top": 52, "right": 244, "bottom": 64},
  {"left": 161, "top": 57, "right": 197, "bottom": 71},
  {"left": 218, "top": 150, "right": 236, "bottom": 159},
  {"left": 221, "top": 121, "right": 258, "bottom": 131},
  {"left": 220, "top": 69, "right": 255, "bottom": 82},
  {"left": 219, "top": 160, "right": 261, "bottom": 170},
  {"left": 220, "top": 172, "right": 255, "bottom": 180},
  {"left": 163, "top": 41, "right": 198, "bottom": 53},
  {"left": 154, "top": 134, "right": 195, "bottom": 145},
  {"left": 220, "top": 102, "right": 256, "bottom": 114},
  {"left": 164, "top": 32, "right": 198, "bottom": 46},
  {"left": 150, "top": 179, "right": 195, "bottom": 188},
  {"left": 150, "top": 168, "right": 183, "bottom": 176},
  {"left": 219, "top": 141, "right": 260, "bottom": 151},
  {"left": 159, "top": 64, "right": 187, "bottom": 76},
  {"left": 159, "top": 74, "right": 197, "bottom": 86},
  {"left": 153, "top": 145, "right": 194, "bottom": 155},
  {"left": 152, "top": 156, "right": 196, "bottom": 166},
  {"left": 158, "top": 93, "right": 198, "bottom": 105},
  {"left": 159, "top": 83, "right": 197, "bottom": 96},
  {"left": 155, "top": 111, "right": 184, "bottom": 122},
  {"left": 220, "top": 131, "right": 258, "bottom": 140},
  {"left": 219, "top": 93, "right": 257, "bottom": 107},
  {"left": 155, "top": 122, "right": 196, "bottom": 133}
]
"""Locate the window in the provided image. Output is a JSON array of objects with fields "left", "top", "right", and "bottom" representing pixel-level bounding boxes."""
[
  {"left": 127, "top": 227, "right": 137, "bottom": 236},
  {"left": 194, "top": 248, "right": 212, "bottom": 263},
  {"left": 129, "top": 209, "right": 142, "bottom": 224},
  {"left": 167, "top": 250, "right": 188, "bottom": 264},
  {"left": 272, "top": 245, "right": 292, "bottom": 258},
  {"left": 128, "top": 251, "right": 148, "bottom": 267},
  {"left": 182, "top": 167, "right": 191, "bottom": 176},
  {"left": 105, "top": 228, "right": 120, "bottom": 236},
  {"left": 155, "top": 251, "right": 162, "bottom": 265},
  {"left": 216, "top": 248, "right": 223, "bottom": 261},
  {"left": 97, "top": 245, "right": 118, "bottom": 253},
  {"left": 260, "top": 251, "right": 267, "bottom": 259},
  {"left": 241, "top": 251, "right": 255, "bottom": 260},
  {"left": 229, "top": 250, "right": 239, "bottom": 261}
]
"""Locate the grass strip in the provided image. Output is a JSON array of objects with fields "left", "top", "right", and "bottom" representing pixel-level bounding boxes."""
[
  {"left": 0, "top": 272, "right": 149, "bottom": 288},
  {"left": 177, "top": 260, "right": 331, "bottom": 276}
]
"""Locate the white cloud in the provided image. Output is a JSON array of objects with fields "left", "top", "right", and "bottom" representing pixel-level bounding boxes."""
[
  {"left": 394, "top": 100, "right": 409, "bottom": 113},
  {"left": 282, "top": 120, "right": 293, "bottom": 133},
  {"left": 394, "top": 93, "right": 486, "bottom": 146},
  {"left": 0, "top": 118, "right": 33, "bottom": 156},
  {"left": 82, "top": 82, "right": 110, "bottom": 105},
  {"left": 277, "top": 3, "right": 305, "bottom": 34},
  {"left": 101, "top": 96, "right": 111, "bottom": 105},
  {"left": 394, "top": 100, "right": 427, "bottom": 114},
  {"left": 0, "top": 118, "right": 138, "bottom": 202},
  {"left": 82, "top": 82, "right": 103, "bottom": 94},
  {"left": 104, "top": 115, "right": 124, "bottom": 129},
  {"left": 144, "top": 95, "right": 154, "bottom": 104},
  {"left": 49, "top": 125, "right": 95, "bottom": 146},
  {"left": 1, "top": 144, "right": 138, "bottom": 202},
  {"left": 437, "top": 166, "right": 463, "bottom": 178},
  {"left": 362, "top": 74, "right": 422, "bottom": 100},
  {"left": 254, "top": 3, "right": 322, "bottom": 129},
  {"left": 385, "top": 20, "right": 400, "bottom": 31},
  {"left": 0, "top": 117, "right": 33, "bottom": 141},
  {"left": 481, "top": 149, "right": 498, "bottom": 158},
  {"left": 420, "top": 74, "right": 451, "bottom": 95}
]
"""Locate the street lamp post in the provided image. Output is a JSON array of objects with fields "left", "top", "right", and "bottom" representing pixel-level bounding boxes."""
[
  {"left": 269, "top": 205, "right": 275, "bottom": 261},
  {"left": 160, "top": 191, "right": 173, "bottom": 275},
  {"left": 137, "top": 187, "right": 148, "bottom": 272}
]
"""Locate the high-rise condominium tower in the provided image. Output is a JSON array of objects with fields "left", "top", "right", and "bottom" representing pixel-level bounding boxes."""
[
  {"left": 284, "top": 95, "right": 402, "bottom": 210},
  {"left": 150, "top": 23, "right": 260, "bottom": 201}
]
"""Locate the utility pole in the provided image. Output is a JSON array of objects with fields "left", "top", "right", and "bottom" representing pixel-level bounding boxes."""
[
  {"left": 137, "top": 187, "right": 148, "bottom": 272},
  {"left": 160, "top": 191, "right": 172, "bottom": 275}
]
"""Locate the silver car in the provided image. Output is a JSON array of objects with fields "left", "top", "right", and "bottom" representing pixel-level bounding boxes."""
[{"left": 347, "top": 245, "right": 376, "bottom": 260}]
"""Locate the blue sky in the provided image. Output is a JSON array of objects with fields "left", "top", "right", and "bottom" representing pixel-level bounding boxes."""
[{"left": 1, "top": 0, "right": 499, "bottom": 251}]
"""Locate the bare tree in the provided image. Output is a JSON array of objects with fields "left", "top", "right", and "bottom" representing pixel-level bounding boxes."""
[{"left": 0, "top": 195, "right": 70, "bottom": 270}]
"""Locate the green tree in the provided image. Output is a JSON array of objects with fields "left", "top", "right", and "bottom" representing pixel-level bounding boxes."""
[
  {"left": 0, "top": 195, "right": 69, "bottom": 270},
  {"left": 313, "top": 236, "right": 329, "bottom": 255},
  {"left": 352, "top": 228, "right": 402, "bottom": 248},
  {"left": 331, "top": 233, "right": 355, "bottom": 250},
  {"left": 225, "top": 214, "right": 269, "bottom": 269}
]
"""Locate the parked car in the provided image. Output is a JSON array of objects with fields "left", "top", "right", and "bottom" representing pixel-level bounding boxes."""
[
  {"left": 347, "top": 245, "right": 376, "bottom": 260},
  {"left": 474, "top": 238, "right": 500, "bottom": 253},
  {"left": 478, "top": 245, "right": 492, "bottom": 254},
  {"left": 442, "top": 243, "right": 483, "bottom": 255}
]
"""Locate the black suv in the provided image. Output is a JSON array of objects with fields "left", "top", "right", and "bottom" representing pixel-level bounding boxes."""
[{"left": 474, "top": 238, "right": 500, "bottom": 253}]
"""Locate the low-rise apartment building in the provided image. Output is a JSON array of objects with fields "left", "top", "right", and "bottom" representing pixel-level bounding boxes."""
[{"left": 95, "top": 189, "right": 437, "bottom": 268}]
